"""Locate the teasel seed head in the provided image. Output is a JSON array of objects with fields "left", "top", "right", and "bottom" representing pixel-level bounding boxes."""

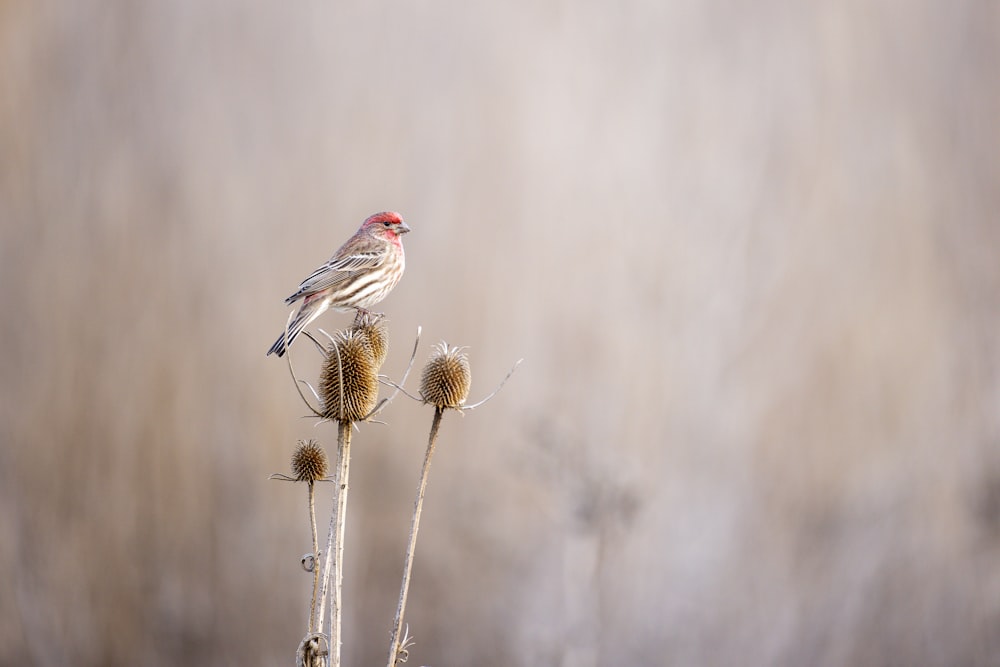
[
  {"left": 319, "top": 329, "right": 379, "bottom": 422},
  {"left": 420, "top": 342, "right": 471, "bottom": 409},
  {"left": 352, "top": 311, "right": 389, "bottom": 370},
  {"left": 291, "top": 439, "right": 329, "bottom": 483}
]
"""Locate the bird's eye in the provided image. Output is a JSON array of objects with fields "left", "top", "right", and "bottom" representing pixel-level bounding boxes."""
[{"left": 383, "top": 221, "right": 392, "bottom": 227}]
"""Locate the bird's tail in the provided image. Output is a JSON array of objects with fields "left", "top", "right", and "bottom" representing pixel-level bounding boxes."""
[
  {"left": 266, "top": 329, "right": 295, "bottom": 358},
  {"left": 266, "top": 301, "right": 327, "bottom": 357}
]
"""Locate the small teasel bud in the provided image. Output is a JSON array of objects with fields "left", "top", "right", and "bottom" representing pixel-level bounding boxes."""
[
  {"left": 291, "top": 439, "right": 329, "bottom": 483},
  {"left": 420, "top": 342, "right": 471, "bottom": 409},
  {"left": 352, "top": 311, "right": 388, "bottom": 370},
  {"left": 319, "top": 329, "right": 379, "bottom": 422}
]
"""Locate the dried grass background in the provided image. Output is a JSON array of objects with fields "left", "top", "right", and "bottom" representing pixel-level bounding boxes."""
[{"left": 2, "top": 1, "right": 999, "bottom": 665}]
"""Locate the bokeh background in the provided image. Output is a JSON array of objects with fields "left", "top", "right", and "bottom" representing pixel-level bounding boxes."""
[{"left": 2, "top": 1, "right": 999, "bottom": 665}]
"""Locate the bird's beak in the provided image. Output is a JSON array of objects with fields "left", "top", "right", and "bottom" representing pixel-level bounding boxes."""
[{"left": 397, "top": 221, "right": 412, "bottom": 234}]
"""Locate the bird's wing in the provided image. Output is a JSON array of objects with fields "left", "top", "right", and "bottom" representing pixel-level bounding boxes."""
[{"left": 285, "top": 251, "right": 385, "bottom": 303}]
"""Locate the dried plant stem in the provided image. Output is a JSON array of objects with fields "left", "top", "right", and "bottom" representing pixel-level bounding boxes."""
[
  {"left": 330, "top": 421, "right": 352, "bottom": 667},
  {"left": 307, "top": 482, "right": 320, "bottom": 634},
  {"left": 316, "top": 420, "right": 354, "bottom": 667},
  {"left": 386, "top": 407, "right": 444, "bottom": 667}
]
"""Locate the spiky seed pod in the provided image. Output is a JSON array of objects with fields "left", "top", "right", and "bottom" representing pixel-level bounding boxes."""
[
  {"left": 352, "top": 311, "right": 389, "bottom": 370},
  {"left": 420, "top": 342, "right": 471, "bottom": 409},
  {"left": 291, "top": 439, "right": 329, "bottom": 483},
  {"left": 319, "top": 329, "right": 379, "bottom": 422}
]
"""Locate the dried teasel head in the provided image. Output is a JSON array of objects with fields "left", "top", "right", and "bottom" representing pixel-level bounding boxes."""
[
  {"left": 319, "top": 329, "right": 379, "bottom": 422},
  {"left": 419, "top": 342, "right": 471, "bottom": 409},
  {"left": 291, "top": 439, "right": 329, "bottom": 483},
  {"left": 352, "top": 311, "right": 389, "bottom": 370}
]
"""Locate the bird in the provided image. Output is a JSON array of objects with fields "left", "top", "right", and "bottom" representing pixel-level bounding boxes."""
[{"left": 267, "top": 211, "right": 410, "bottom": 357}]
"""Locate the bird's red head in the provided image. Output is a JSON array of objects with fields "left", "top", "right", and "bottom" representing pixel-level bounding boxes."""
[{"left": 363, "top": 211, "right": 411, "bottom": 239}]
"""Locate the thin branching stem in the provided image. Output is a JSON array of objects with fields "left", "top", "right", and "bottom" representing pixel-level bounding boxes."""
[
  {"left": 307, "top": 481, "right": 320, "bottom": 634},
  {"left": 379, "top": 379, "right": 424, "bottom": 403},
  {"left": 386, "top": 407, "right": 444, "bottom": 667},
  {"left": 462, "top": 358, "right": 523, "bottom": 410}
]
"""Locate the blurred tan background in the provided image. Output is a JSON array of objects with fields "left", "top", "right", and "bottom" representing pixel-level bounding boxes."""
[{"left": 2, "top": 1, "right": 999, "bottom": 665}]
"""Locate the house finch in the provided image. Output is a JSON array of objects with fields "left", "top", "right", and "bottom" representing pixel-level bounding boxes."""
[{"left": 267, "top": 211, "right": 410, "bottom": 357}]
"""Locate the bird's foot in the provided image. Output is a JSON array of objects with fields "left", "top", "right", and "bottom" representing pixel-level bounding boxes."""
[{"left": 353, "top": 308, "right": 385, "bottom": 327}]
